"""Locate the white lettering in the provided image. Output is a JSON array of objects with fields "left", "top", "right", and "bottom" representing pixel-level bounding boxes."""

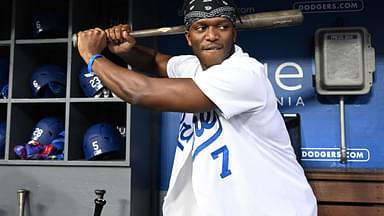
[
  {"left": 275, "top": 62, "right": 303, "bottom": 91},
  {"left": 92, "top": 140, "right": 100, "bottom": 150},
  {"left": 276, "top": 96, "right": 305, "bottom": 107},
  {"left": 296, "top": 97, "right": 305, "bottom": 106},
  {"left": 293, "top": 0, "right": 363, "bottom": 14},
  {"left": 301, "top": 148, "right": 370, "bottom": 162},
  {"left": 32, "top": 128, "right": 44, "bottom": 140}
]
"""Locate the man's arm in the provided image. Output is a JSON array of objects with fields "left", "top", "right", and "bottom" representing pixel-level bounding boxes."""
[
  {"left": 91, "top": 57, "right": 214, "bottom": 112},
  {"left": 105, "top": 24, "right": 170, "bottom": 77},
  {"left": 77, "top": 27, "right": 215, "bottom": 113},
  {"left": 115, "top": 44, "right": 171, "bottom": 78}
]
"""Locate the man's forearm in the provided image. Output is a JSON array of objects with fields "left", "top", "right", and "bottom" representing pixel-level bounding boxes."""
[
  {"left": 118, "top": 45, "right": 158, "bottom": 72},
  {"left": 117, "top": 44, "right": 171, "bottom": 77}
]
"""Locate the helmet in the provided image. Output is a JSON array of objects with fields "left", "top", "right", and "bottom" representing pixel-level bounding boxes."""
[
  {"left": 30, "top": 116, "right": 65, "bottom": 145},
  {"left": 83, "top": 123, "right": 123, "bottom": 160},
  {"left": 30, "top": 64, "right": 66, "bottom": 98},
  {"left": 79, "top": 66, "right": 103, "bottom": 97},
  {"left": 0, "top": 121, "right": 6, "bottom": 158},
  {"left": 51, "top": 130, "right": 65, "bottom": 151},
  {"left": 1, "top": 84, "right": 8, "bottom": 98},
  {"left": 32, "top": 13, "right": 66, "bottom": 39},
  {"left": 79, "top": 66, "right": 113, "bottom": 98}
]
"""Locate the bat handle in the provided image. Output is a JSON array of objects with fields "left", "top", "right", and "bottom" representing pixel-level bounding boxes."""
[
  {"left": 95, "top": 189, "right": 106, "bottom": 199},
  {"left": 94, "top": 189, "right": 107, "bottom": 216},
  {"left": 17, "top": 189, "right": 28, "bottom": 216}
]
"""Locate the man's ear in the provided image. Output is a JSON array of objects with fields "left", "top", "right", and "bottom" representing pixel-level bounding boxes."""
[{"left": 185, "top": 31, "right": 192, "bottom": 47}]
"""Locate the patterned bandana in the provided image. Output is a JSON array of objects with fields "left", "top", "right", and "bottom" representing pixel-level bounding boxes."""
[{"left": 184, "top": 0, "right": 237, "bottom": 28}]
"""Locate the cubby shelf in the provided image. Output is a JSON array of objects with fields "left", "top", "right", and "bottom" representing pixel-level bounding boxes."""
[
  {"left": 0, "top": 1, "right": 159, "bottom": 215},
  {"left": 0, "top": 0, "right": 132, "bottom": 165}
]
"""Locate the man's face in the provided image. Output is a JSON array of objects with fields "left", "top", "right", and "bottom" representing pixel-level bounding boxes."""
[{"left": 185, "top": 17, "right": 237, "bottom": 70}]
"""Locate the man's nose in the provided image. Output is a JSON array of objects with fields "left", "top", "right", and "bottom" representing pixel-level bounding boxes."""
[{"left": 205, "top": 26, "right": 218, "bottom": 41}]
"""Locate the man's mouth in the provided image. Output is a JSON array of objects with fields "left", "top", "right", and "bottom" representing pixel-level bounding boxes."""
[{"left": 202, "top": 45, "right": 222, "bottom": 51}]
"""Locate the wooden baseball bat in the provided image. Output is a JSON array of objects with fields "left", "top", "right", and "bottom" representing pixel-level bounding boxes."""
[
  {"left": 72, "top": 9, "right": 303, "bottom": 48},
  {"left": 93, "top": 189, "right": 107, "bottom": 216},
  {"left": 17, "top": 189, "right": 28, "bottom": 216}
]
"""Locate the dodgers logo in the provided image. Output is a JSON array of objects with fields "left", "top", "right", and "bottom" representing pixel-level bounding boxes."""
[
  {"left": 177, "top": 111, "right": 232, "bottom": 179},
  {"left": 192, "top": 111, "right": 222, "bottom": 160},
  {"left": 177, "top": 113, "right": 193, "bottom": 150}
]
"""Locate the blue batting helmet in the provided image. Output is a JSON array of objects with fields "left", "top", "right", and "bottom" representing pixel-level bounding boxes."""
[
  {"left": 1, "top": 84, "right": 8, "bottom": 98},
  {"left": 51, "top": 130, "right": 65, "bottom": 151},
  {"left": 32, "top": 13, "right": 66, "bottom": 39},
  {"left": 30, "top": 116, "right": 65, "bottom": 145},
  {"left": 83, "top": 123, "right": 123, "bottom": 160},
  {"left": 79, "top": 65, "right": 107, "bottom": 97},
  {"left": 0, "top": 121, "right": 5, "bottom": 158},
  {"left": 30, "top": 64, "right": 66, "bottom": 98}
]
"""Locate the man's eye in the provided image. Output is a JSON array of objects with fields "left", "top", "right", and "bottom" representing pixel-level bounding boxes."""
[
  {"left": 218, "top": 25, "right": 228, "bottom": 30},
  {"left": 195, "top": 26, "right": 206, "bottom": 31}
]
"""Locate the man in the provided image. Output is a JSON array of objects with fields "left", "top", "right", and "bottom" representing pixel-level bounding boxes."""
[{"left": 77, "top": 0, "right": 317, "bottom": 215}]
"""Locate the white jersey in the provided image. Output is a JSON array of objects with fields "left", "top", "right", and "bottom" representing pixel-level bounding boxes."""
[{"left": 163, "top": 45, "right": 317, "bottom": 216}]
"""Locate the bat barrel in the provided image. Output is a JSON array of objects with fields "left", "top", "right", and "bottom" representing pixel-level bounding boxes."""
[
  {"left": 237, "top": 9, "right": 303, "bottom": 29},
  {"left": 130, "top": 25, "right": 185, "bottom": 38}
]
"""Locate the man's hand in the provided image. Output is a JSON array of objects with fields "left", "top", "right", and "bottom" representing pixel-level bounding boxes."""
[
  {"left": 105, "top": 24, "right": 136, "bottom": 56},
  {"left": 77, "top": 28, "right": 107, "bottom": 62}
]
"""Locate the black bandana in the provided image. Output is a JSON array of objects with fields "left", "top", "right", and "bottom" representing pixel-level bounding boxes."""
[{"left": 184, "top": 0, "right": 237, "bottom": 28}]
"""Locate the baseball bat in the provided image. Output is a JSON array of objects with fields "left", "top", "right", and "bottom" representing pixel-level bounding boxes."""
[
  {"left": 72, "top": 9, "right": 303, "bottom": 48},
  {"left": 17, "top": 189, "right": 28, "bottom": 216},
  {"left": 93, "top": 189, "right": 107, "bottom": 216}
]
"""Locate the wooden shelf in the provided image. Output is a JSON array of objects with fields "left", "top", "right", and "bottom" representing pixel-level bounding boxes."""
[{"left": 305, "top": 169, "right": 384, "bottom": 216}]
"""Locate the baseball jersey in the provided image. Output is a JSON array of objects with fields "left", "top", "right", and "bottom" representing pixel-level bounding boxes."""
[{"left": 163, "top": 45, "right": 317, "bottom": 216}]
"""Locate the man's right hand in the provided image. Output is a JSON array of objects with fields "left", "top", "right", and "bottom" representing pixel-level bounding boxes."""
[{"left": 105, "top": 24, "right": 136, "bottom": 56}]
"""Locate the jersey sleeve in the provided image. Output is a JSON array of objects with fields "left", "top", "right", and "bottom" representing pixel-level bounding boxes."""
[
  {"left": 167, "top": 55, "right": 198, "bottom": 78},
  {"left": 192, "top": 58, "right": 270, "bottom": 119}
]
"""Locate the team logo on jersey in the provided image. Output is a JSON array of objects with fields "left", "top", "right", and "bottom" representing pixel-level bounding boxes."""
[
  {"left": 177, "top": 111, "right": 232, "bottom": 179},
  {"left": 191, "top": 111, "right": 222, "bottom": 160}
]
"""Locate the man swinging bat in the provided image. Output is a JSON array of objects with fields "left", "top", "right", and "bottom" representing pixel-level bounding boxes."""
[{"left": 76, "top": 0, "right": 317, "bottom": 215}]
